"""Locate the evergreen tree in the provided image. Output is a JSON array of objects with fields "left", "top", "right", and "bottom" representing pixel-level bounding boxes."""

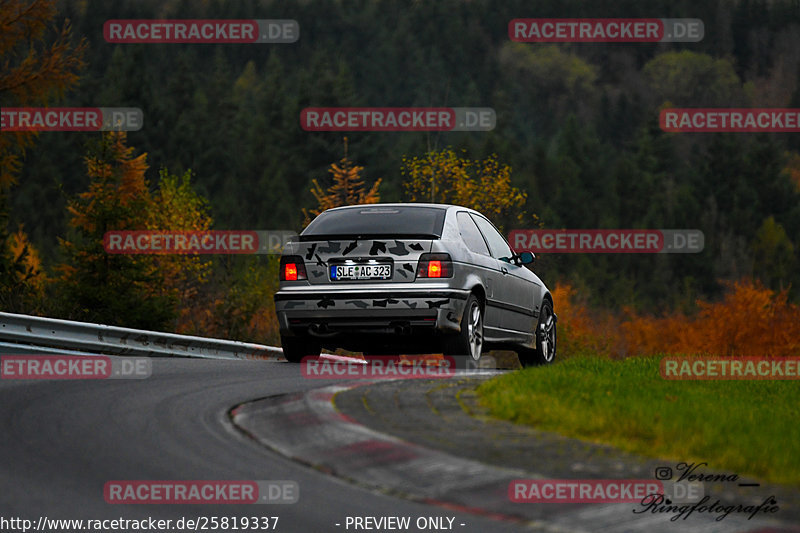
[{"left": 56, "top": 133, "right": 171, "bottom": 328}]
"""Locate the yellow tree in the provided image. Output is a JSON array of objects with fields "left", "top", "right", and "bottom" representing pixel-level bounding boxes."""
[
  {"left": 147, "top": 168, "right": 214, "bottom": 330},
  {"left": 303, "top": 138, "right": 381, "bottom": 226},
  {"left": 401, "top": 148, "right": 527, "bottom": 227}
]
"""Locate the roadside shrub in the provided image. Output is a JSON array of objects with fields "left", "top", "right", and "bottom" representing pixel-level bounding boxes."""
[{"left": 554, "top": 279, "right": 800, "bottom": 357}]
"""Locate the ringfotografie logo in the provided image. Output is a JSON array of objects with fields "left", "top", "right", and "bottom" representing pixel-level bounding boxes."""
[{"left": 635, "top": 462, "right": 779, "bottom": 522}]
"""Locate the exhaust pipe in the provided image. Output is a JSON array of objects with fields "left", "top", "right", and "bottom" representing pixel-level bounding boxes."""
[{"left": 308, "top": 323, "right": 338, "bottom": 338}]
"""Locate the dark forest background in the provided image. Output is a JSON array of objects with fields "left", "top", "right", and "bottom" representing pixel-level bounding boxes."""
[{"left": 5, "top": 0, "right": 800, "bottom": 333}]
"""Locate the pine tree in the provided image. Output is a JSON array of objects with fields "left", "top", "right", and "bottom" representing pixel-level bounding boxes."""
[
  {"left": 303, "top": 138, "right": 381, "bottom": 226},
  {"left": 56, "top": 133, "right": 215, "bottom": 329},
  {"left": 56, "top": 133, "right": 173, "bottom": 329},
  {"left": 0, "top": 226, "right": 46, "bottom": 312}
]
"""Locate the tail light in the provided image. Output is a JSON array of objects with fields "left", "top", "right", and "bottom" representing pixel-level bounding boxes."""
[
  {"left": 280, "top": 255, "right": 307, "bottom": 281},
  {"left": 417, "top": 253, "right": 453, "bottom": 278}
]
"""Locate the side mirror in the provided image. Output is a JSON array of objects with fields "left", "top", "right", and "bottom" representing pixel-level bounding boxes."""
[
  {"left": 518, "top": 251, "right": 535, "bottom": 265},
  {"left": 504, "top": 251, "right": 535, "bottom": 265}
]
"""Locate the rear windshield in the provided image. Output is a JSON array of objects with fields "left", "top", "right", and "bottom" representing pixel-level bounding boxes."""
[{"left": 301, "top": 206, "right": 446, "bottom": 240}]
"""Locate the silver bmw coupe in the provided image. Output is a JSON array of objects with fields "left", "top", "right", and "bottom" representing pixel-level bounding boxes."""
[{"left": 275, "top": 203, "right": 556, "bottom": 366}]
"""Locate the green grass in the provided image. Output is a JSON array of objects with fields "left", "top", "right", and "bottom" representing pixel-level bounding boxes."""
[{"left": 476, "top": 354, "right": 800, "bottom": 485}]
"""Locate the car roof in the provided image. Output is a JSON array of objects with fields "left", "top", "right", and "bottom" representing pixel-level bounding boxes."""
[{"left": 322, "top": 203, "right": 481, "bottom": 215}]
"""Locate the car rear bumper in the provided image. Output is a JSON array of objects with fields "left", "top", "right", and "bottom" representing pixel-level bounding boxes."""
[{"left": 275, "top": 289, "right": 469, "bottom": 339}]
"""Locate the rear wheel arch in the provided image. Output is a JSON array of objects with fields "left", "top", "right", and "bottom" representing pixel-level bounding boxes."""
[
  {"left": 517, "top": 293, "right": 557, "bottom": 367},
  {"left": 541, "top": 291, "right": 553, "bottom": 313},
  {"left": 443, "top": 293, "right": 484, "bottom": 360},
  {"left": 470, "top": 285, "right": 486, "bottom": 310}
]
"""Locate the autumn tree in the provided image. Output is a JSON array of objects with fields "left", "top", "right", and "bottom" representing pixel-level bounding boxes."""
[
  {"left": 0, "top": 226, "right": 47, "bottom": 312},
  {"left": 0, "top": 0, "right": 86, "bottom": 312},
  {"left": 56, "top": 133, "right": 212, "bottom": 329},
  {"left": 147, "top": 168, "right": 214, "bottom": 328},
  {"left": 401, "top": 148, "right": 527, "bottom": 227},
  {"left": 179, "top": 255, "right": 282, "bottom": 345},
  {"left": 302, "top": 138, "right": 381, "bottom": 226},
  {"left": 56, "top": 132, "right": 165, "bottom": 327}
]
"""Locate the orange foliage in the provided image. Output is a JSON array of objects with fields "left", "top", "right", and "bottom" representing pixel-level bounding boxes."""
[
  {"left": 555, "top": 279, "right": 800, "bottom": 358},
  {"left": 176, "top": 257, "right": 282, "bottom": 345},
  {"left": 68, "top": 132, "right": 150, "bottom": 234},
  {"left": 178, "top": 293, "right": 281, "bottom": 346},
  {"left": 678, "top": 280, "right": 800, "bottom": 357},
  {"left": 303, "top": 138, "right": 381, "bottom": 226},
  {"left": 6, "top": 226, "right": 46, "bottom": 291},
  {"left": 618, "top": 309, "right": 685, "bottom": 358},
  {"left": 1, "top": 225, "right": 47, "bottom": 312},
  {"left": 550, "top": 283, "right": 619, "bottom": 358}
]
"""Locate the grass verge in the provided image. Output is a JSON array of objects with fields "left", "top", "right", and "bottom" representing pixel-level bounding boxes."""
[{"left": 476, "top": 354, "right": 800, "bottom": 485}]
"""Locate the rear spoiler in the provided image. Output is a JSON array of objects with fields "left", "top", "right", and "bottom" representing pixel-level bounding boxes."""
[{"left": 296, "top": 233, "right": 440, "bottom": 242}]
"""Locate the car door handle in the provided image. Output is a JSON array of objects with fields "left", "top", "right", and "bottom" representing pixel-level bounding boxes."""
[{"left": 501, "top": 267, "right": 509, "bottom": 275}]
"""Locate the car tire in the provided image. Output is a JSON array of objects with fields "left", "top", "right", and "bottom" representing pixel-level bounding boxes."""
[
  {"left": 280, "top": 335, "right": 320, "bottom": 363},
  {"left": 444, "top": 294, "right": 484, "bottom": 361},
  {"left": 517, "top": 299, "right": 556, "bottom": 367}
]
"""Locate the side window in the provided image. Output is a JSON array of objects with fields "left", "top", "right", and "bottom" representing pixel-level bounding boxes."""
[
  {"left": 456, "top": 212, "right": 490, "bottom": 256},
  {"left": 471, "top": 214, "right": 513, "bottom": 260}
]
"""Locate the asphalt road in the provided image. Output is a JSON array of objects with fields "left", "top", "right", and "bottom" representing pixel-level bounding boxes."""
[{"left": 0, "top": 357, "right": 523, "bottom": 533}]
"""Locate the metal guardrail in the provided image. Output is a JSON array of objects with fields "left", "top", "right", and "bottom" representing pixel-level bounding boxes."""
[{"left": 0, "top": 312, "right": 283, "bottom": 360}]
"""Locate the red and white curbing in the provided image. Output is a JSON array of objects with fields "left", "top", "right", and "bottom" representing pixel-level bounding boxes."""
[{"left": 230, "top": 380, "right": 796, "bottom": 533}]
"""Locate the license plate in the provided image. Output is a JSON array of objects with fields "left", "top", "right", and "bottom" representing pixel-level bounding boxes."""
[{"left": 331, "top": 264, "right": 392, "bottom": 280}]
